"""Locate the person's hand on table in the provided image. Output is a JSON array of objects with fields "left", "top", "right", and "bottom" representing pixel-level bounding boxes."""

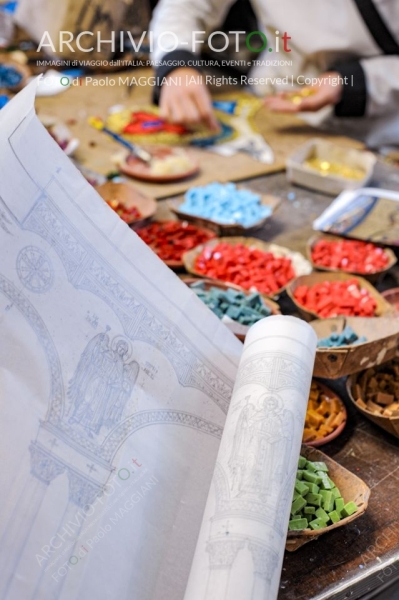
[
  {"left": 264, "top": 72, "right": 343, "bottom": 113},
  {"left": 159, "top": 67, "right": 219, "bottom": 131}
]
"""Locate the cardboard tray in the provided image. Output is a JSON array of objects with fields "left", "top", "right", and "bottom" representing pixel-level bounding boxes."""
[
  {"left": 183, "top": 237, "right": 312, "bottom": 298},
  {"left": 286, "top": 138, "right": 376, "bottom": 196},
  {"left": 182, "top": 277, "right": 280, "bottom": 340},
  {"left": 95, "top": 181, "right": 157, "bottom": 226},
  {"left": 310, "top": 316, "right": 399, "bottom": 379},
  {"left": 307, "top": 233, "right": 397, "bottom": 283},
  {"left": 168, "top": 189, "right": 280, "bottom": 236},
  {"left": 286, "top": 445, "right": 370, "bottom": 552},
  {"left": 347, "top": 359, "right": 399, "bottom": 439},
  {"left": 287, "top": 272, "right": 393, "bottom": 321}
]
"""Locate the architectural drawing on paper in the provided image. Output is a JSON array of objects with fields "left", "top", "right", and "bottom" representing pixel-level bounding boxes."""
[
  {"left": 22, "top": 186, "right": 233, "bottom": 416},
  {"left": 203, "top": 349, "right": 312, "bottom": 600},
  {"left": 0, "top": 191, "right": 234, "bottom": 598}
]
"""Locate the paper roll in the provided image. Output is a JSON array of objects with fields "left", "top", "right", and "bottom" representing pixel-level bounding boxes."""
[{"left": 184, "top": 315, "right": 317, "bottom": 600}]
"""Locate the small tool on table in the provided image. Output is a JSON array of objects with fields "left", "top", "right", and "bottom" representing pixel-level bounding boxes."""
[{"left": 88, "top": 116, "right": 152, "bottom": 164}]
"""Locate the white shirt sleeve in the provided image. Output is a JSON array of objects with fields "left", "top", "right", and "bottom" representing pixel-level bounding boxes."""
[{"left": 150, "top": 0, "right": 237, "bottom": 63}]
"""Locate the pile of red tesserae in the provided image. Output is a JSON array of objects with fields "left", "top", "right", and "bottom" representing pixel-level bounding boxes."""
[
  {"left": 136, "top": 221, "right": 215, "bottom": 263},
  {"left": 294, "top": 279, "right": 377, "bottom": 318},
  {"left": 311, "top": 238, "right": 390, "bottom": 274},
  {"left": 194, "top": 242, "right": 295, "bottom": 295}
]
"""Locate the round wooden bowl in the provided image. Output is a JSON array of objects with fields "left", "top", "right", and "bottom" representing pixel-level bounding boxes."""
[
  {"left": 182, "top": 237, "right": 312, "bottom": 299},
  {"left": 347, "top": 359, "right": 399, "bottom": 439},
  {"left": 286, "top": 445, "right": 370, "bottom": 552},
  {"left": 136, "top": 222, "right": 215, "bottom": 271},
  {"left": 287, "top": 272, "right": 393, "bottom": 321},
  {"left": 307, "top": 233, "right": 397, "bottom": 283},
  {"left": 182, "top": 277, "right": 280, "bottom": 340},
  {"left": 168, "top": 191, "right": 280, "bottom": 236},
  {"left": 95, "top": 182, "right": 157, "bottom": 226},
  {"left": 311, "top": 316, "right": 399, "bottom": 379},
  {"left": 119, "top": 146, "right": 200, "bottom": 183},
  {"left": 303, "top": 380, "right": 347, "bottom": 447}
]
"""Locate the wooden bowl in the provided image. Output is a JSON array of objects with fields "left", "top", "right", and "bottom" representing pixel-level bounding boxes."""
[
  {"left": 182, "top": 237, "right": 312, "bottom": 298},
  {"left": 303, "top": 380, "right": 347, "bottom": 447},
  {"left": 347, "top": 359, "right": 399, "bottom": 439},
  {"left": 287, "top": 272, "right": 393, "bottom": 321},
  {"left": 307, "top": 233, "right": 397, "bottom": 282},
  {"left": 311, "top": 316, "right": 399, "bottom": 379},
  {"left": 286, "top": 445, "right": 370, "bottom": 552},
  {"left": 119, "top": 146, "right": 199, "bottom": 183},
  {"left": 168, "top": 191, "right": 280, "bottom": 236},
  {"left": 183, "top": 277, "right": 280, "bottom": 340},
  {"left": 95, "top": 182, "right": 157, "bottom": 226}
]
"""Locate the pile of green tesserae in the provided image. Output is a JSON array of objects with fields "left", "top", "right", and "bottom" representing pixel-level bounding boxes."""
[{"left": 289, "top": 456, "right": 358, "bottom": 531}]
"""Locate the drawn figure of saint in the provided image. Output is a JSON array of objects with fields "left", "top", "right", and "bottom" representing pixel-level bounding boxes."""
[
  {"left": 229, "top": 393, "right": 293, "bottom": 499},
  {"left": 104, "top": 340, "right": 139, "bottom": 428},
  {"left": 228, "top": 396, "right": 255, "bottom": 493},
  {"left": 68, "top": 332, "right": 110, "bottom": 423},
  {"left": 68, "top": 334, "right": 139, "bottom": 436}
]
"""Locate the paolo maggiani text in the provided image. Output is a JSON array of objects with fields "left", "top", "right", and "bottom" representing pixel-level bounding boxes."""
[{"left": 66, "top": 74, "right": 349, "bottom": 87}]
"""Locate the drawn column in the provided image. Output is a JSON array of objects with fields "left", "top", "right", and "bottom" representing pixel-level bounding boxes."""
[
  {"left": 0, "top": 442, "right": 65, "bottom": 597},
  {"left": 248, "top": 542, "right": 279, "bottom": 600},
  {"left": 33, "top": 469, "right": 104, "bottom": 600},
  {"left": 205, "top": 539, "right": 245, "bottom": 600}
]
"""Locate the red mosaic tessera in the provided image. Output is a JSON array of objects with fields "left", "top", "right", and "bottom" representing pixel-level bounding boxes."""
[
  {"left": 194, "top": 242, "right": 295, "bottom": 295},
  {"left": 311, "top": 238, "right": 390, "bottom": 274},
  {"left": 137, "top": 221, "right": 215, "bottom": 262},
  {"left": 294, "top": 279, "right": 377, "bottom": 318}
]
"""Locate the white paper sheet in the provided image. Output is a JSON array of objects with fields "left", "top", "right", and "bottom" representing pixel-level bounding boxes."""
[
  {"left": 0, "top": 83, "right": 317, "bottom": 600},
  {"left": 0, "top": 81, "right": 242, "bottom": 600},
  {"left": 184, "top": 316, "right": 316, "bottom": 600}
]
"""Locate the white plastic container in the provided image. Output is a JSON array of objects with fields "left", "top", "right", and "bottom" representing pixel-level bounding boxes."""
[{"left": 286, "top": 138, "right": 376, "bottom": 196}]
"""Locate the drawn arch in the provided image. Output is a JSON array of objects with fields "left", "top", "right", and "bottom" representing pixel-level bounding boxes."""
[
  {"left": 101, "top": 409, "right": 223, "bottom": 464},
  {"left": 0, "top": 273, "right": 65, "bottom": 423}
]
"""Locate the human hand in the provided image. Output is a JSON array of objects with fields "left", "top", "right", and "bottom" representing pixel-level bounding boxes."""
[
  {"left": 159, "top": 67, "right": 219, "bottom": 131},
  {"left": 264, "top": 72, "right": 343, "bottom": 113}
]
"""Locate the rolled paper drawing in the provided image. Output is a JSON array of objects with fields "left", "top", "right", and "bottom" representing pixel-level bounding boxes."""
[{"left": 184, "top": 315, "right": 317, "bottom": 600}]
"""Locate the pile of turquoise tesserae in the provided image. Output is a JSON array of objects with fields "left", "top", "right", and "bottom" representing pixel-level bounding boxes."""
[
  {"left": 180, "top": 182, "right": 272, "bottom": 226},
  {"left": 317, "top": 325, "right": 367, "bottom": 348},
  {"left": 190, "top": 281, "right": 272, "bottom": 325}
]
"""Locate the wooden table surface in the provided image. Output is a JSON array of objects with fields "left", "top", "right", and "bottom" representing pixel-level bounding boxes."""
[{"left": 35, "top": 70, "right": 399, "bottom": 599}]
